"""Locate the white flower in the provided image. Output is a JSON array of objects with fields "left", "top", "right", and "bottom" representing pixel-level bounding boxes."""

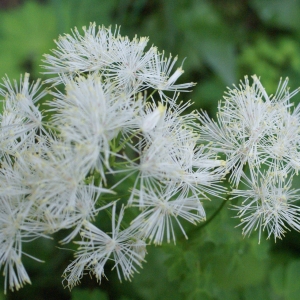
[
  {"left": 62, "top": 203, "right": 146, "bottom": 289},
  {"left": 42, "top": 23, "right": 194, "bottom": 97},
  {"left": 126, "top": 105, "right": 225, "bottom": 205},
  {"left": 101, "top": 34, "right": 158, "bottom": 94},
  {"left": 261, "top": 100, "right": 300, "bottom": 175},
  {"left": 0, "top": 196, "right": 47, "bottom": 293},
  {"left": 140, "top": 102, "right": 166, "bottom": 133},
  {"left": 31, "top": 144, "right": 114, "bottom": 234},
  {"left": 42, "top": 23, "right": 155, "bottom": 90},
  {"left": 49, "top": 74, "right": 139, "bottom": 178},
  {"left": 0, "top": 73, "right": 47, "bottom": 157},
  {"left": 42, "top": 24, "right": 115, "bottom": 83},
  {"left": 148, "top": 52, "right": 195, "bottom": 93},
  {"left": 231, "top": 169, "right": 300, "bottom": 243},
  {"left": 199, "top": 75, "right": 300, "bottom": 186},
  {"left": 0, "top": 73, "right": 46, "bottom": 104},
  {"left": 58, "top": 182, "right": 113, "bottom": 244},
  {"left": 130, "top": 183, "right": 205, "bottom": 245}
]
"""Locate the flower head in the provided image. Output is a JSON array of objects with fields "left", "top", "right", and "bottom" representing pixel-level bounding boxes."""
[
  {"left": 130, "top": 184, "right": 205, "bottom": 245},
  {"left": 199, "top": 75, "right": 300, "bottom": 186},
  {"left": 0, "top": 196, "right": 47, "bottom": 293},
  {"left": 62, "top": 203, "right": 146, "bottom": 289},
  {"left": 42, "top": 23, "right": 195, "bottom": 98},
  {"left": 231, "top": 169, "right": 300, "bottom": 243},
  {"left": 0, "top": 73, "right": 47, "bottom": 157},
  {"left": 50, "top": 74, "right": 139, "bottom": 178},
  {"left": 126, "top": 103, "right": 225, "bottom": 205}
]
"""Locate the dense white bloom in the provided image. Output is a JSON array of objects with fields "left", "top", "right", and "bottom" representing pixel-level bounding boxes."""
[
  {"left": 135, "top": 94, "right": 191, "bottom": 137},
  {"left": 43, "top": 24, "right": 116, "bottom": 75},
  {"left": 0, "top": 137, "right": 109, "bottom": 237},
  {"left": 231, "top": 170, "right": 300, "bottom": 243},
  {"left": 130, "top": 184, "right": 205, "bottom": 245},
  {"left": 101, "top": 34, "right": 158, "bottom": 94},
  {"left": 63, "top": 203, "right": 146, "bottom": 289},
  {"left": 199, "top": 75, "right": 300, "bottom": 186},
  {"left": 43, "top": 24, "right": 146, "bottom": 87},
  {"left": 261, "top": 100, "right": 300, "bottom": 174},
  {"left": 0, "top": 73, "right": 47, "bottom": 157},
  {"left": 125, "top": 104, "right": 225, "bottom": 205},
  {"left": 49, "top": 75, "right": 139, "bottom": 178},
  {"left": 0, "top": 196, "right": 47, "bottom": 293},
  {"left": 22, "top": 142, "right": 113, "bottom": 235},
  {"left": 42, "top": 23, "right": 194, "bottom": 97},
  {"left": 58, "top": 182, "right": 113, "bottom": 244}
]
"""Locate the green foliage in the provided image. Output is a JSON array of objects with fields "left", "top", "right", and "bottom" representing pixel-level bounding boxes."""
[
  {"left": 0, "top": 1, "right": 57, "bottom": 80},
  {"left": 179, "top": 1, "right": 237, "bottom": 85},
  {"left": 124, "top": 246, "right": 179, "bottom": 300},
  {"left": 71, "top": 288, "right": 108, "bottom": 300},
  {"left": 163, "top": 203, "right": 271, "bottom": 300},
  {"left": 251, "top": 0, "right": 300, "bottom": 31},
  {"left": 270, "top": 260, "right": 300, "bottom": 300},
  {"left": 238, "top": 36, "right": 300, "bottom": 94}
]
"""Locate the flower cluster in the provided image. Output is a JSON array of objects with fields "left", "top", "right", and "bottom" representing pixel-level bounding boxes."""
[
  {"left": 200, "top": 75, "right": 300, "bottom": 242},
  {"left": 1, "top": 23, "right": 300, "bottom": 294},
  {"left": 0, "top": 23, "right": 225, "bottom": 293}
]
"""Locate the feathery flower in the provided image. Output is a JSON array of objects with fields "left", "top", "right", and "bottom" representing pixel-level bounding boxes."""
[
  {"left": 199, "top": 75, "right": 300, "bottom": 186},
  {"left": 21, "top": 141, "right": 112, "bottom": 235},
  {"left": 42, "top": 23, "right": 194, "bottom": 97},
  {"left": 49, "top": 74, "right": 139, "bottom": 178},
  {"left": 126, "top": 104, "right": 225, "bottom": 205},
  {"left": 0, "top": 196, "right": 47, "bottom": 293},
  {"left": 231, "top": 169, "right": 300, "bottom": 243},
  {"left": 62, "top": 203, "right": 146, "bottom": 289},
  {"left": 130, "top": 183, "right": 205, "bottom": 245},
  {"left": 0, "top": 73, "right": 47, "bottom": 157}
]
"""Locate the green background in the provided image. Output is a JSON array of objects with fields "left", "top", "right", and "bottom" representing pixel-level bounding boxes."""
[{"left": 1, "top": 0, "right": 300, "bottom": 299}]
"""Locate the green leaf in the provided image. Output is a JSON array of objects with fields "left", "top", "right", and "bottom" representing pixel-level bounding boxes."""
[
  {"left": 243, "top": 285, "right": 271, "bottom": 300},
  {"left": 178, "top": 1, "right": 237, "bottom": 85},
  {"left": 199, "top": 38, "right": 236, "bottom": 85},
  {"left": 184, "top": 250, "right": 199, "bottom": 272},
  {"left": 0, "top": 1, "right": 57, "bottom": 79},
  {"left": 251, "top": 0, "right": 300, "bottom": 31},
  {"left": 128, "top": 246, "right": 179, "bottom": 300},
  {"left": 71, "top": 288, "right": 108, "bottom": 300},
  {"left": 270, "top": 264, "right": 285, "bottom": 297},
  {"left": 285, "top": 260, "right": 300, "bottom": 300}
]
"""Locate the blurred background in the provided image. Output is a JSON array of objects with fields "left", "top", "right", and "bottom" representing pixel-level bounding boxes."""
[{"left": 1, "top": 0, "right": 300, "bottom": 299}]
